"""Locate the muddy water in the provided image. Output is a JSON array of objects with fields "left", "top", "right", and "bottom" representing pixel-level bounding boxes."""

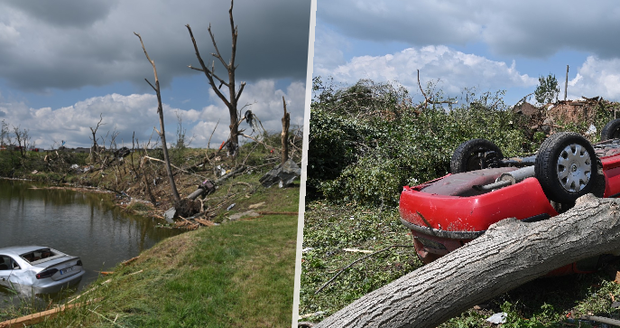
[{"left": 0, "top": 178, "right": 181, "bottom": 306}]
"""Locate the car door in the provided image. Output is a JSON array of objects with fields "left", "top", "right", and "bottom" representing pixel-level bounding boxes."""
[{"left": 0, "top": 255, "right": 13, "bottom": 288}]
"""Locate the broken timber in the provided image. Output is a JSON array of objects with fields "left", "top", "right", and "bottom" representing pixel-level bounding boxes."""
[{"left": 0, "top": 298, "right": 102, "bottom": 328}]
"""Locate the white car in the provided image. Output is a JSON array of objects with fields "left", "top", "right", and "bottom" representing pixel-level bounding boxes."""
[{"left": 0, "top": 246, "right": 84, "bottom": 294}]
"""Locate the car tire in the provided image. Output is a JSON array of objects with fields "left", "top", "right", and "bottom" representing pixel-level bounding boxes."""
[
  {"left": 535, "top": 132, "right": 603, "bottom": 204},
  {"left": 601, "top": 118, "right": 620, "bottom": 141},
  {"left": 450, "top": 139, "right": 503, "bottom": 173}
]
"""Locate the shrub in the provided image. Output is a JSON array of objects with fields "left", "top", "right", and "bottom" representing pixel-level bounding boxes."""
[{"left": 309, "top": 78, "right": 532, "bottom": 206}]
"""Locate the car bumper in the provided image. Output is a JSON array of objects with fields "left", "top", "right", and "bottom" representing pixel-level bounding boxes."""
[
  {"left": 399, "top": 176, "right": 558, "bottom": 262},
  {"left": 32, "top": 269, "right": 85, "bottom": 294}
]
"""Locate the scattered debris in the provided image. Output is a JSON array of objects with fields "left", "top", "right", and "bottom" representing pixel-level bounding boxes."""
[
  {"left": 163, "top": 208, "right": 177, "bottom": 223},
  {"left": 249, "top": 202, "right": 266, "bottom": 209},
  {"left": 343, "top": 248, "right": 373, "bottom": 254},
  {"left": 259, "top": 158, "right": 301, "bottom": 188},
  {"left": 121, "top": 255, "right": 140, "bottom": 266},
  {"left": 194, "top": 218, "right": 216, "bottom": 227},
  {"left": 227, "top": 203, "right": 236, "bottom": 211},
  {"left": 299, "top": 311, "right": 325, "bottom": 320},
  {"left": 486, "top": 312, "right": 507, "bottom": 324},
  {"left": 229, "top": 210, "right": 260, "bottom": 221}
]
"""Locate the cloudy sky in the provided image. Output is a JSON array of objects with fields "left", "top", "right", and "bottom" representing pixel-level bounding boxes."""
[
  {"left": 313, "top": 0, "right": 620, "bottom": 107},
  {"left": 0, "top": 0, "right": 312, "bottom": 149}
]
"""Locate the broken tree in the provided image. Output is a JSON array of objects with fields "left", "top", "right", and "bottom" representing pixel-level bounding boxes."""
[
  {"left": 134, "top": 32, "right": 181, "bottom": 204},
  {"left": 281, "top": 96, "right": 290, "bottom": 164},
  {"left": 314, "top": 194, "right": 620, "bottom": 328},
  {"left": 186, "top": 0, "right": 245, "bottom": 158},
  {"left": 88, "top": 113, "right": 104, "bottom": 163}
]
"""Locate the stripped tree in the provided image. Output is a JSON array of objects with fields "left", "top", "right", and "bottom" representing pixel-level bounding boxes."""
[
  {"left": 88, "top": 113, "right": 104, "bottom": 163},
  {"left": 134, "top": 32, "right": 181, "bottom": 204},
  {"left": 281, "top": 96, "right": 290, "bottom": 164},
  {"left": 186, "top": 0, "right": 245, "bottom": 158}
]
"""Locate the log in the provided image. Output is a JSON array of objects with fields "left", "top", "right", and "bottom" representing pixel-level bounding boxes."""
[{"left": 315, "top": 194, "right": 620, "bottom": 328}]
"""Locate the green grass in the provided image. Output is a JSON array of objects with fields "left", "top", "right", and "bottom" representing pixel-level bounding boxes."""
[
  {"left": 299, "top": 202, "right": 420, "bottom": 321},
  {"left": 9, "top": 183, "right": 300, "bottom": 328},
  {"left": 301, "top": 200, "right": 620, "bottom": 327}
]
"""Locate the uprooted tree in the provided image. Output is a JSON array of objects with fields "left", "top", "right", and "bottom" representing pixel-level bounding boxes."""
[
  {"left": 186, "top": 0, "right": 245, "bottom": 158},
  {"left": 314, "top": 194, "right": 620, "bottom": 328}
]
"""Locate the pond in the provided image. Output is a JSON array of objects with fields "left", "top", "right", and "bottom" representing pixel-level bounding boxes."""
[{"left": 0, "top": 178, "right": 181, "bottom": 307}]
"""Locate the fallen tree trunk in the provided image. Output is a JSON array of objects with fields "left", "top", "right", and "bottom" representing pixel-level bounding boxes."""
[{"left": 315, "top": 194, "right": 620, "bottom": 328}]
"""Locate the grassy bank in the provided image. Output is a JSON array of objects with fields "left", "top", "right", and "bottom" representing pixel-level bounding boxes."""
[
  {"left": 0, "top": 135, "right": 302, "bottom": 327},
  {"left": 0, "top": 183, "right": 299, "bottom": 327}
]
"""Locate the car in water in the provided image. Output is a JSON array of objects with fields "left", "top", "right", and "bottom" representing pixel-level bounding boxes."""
[
  {"left": 399, "top": 119, "right": 620, "bottom": 275},
  {"left": 0, "top": 246, "right": 84, "bottom": 294}
]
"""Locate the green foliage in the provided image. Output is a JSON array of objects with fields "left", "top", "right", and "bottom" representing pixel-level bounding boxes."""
[
  {"left": 300, "top": 203, "right": 419, "bottom": 319},
  {"left": 535, "top": 74, "right": 560, "bottom": 104},
  {"left": 309, "top": 78, "right": 532, "bottom": 206}
]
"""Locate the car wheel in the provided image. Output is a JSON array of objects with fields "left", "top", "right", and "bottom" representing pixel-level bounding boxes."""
[
  {"left": 450, "top": 139, "right": 503, "bottom": 173},
  {"left": 601, "top": 118, "right": 620, "bottom": 141},
  {"left": 535, "top": 132, "right": 603, "bottom": 204}
]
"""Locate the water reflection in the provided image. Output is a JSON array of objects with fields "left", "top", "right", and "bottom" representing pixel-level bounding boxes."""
[{"left": 0, "top": 179, "right": 181, "bottom": 307}]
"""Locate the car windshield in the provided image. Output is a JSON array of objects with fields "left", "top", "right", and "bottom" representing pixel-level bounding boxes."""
[{"left": 20, "top": 248, "right": 57, "bottom": 263}]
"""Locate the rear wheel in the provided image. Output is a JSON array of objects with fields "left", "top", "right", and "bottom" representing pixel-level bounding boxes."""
[
  {"left": 535, "top": 132, "right": 603, "bottom": 204},
  {"left": 450, "top": 139, "right": 503, "bottom": 173},
  {"left": 601, "top": 118, "right": 620, "bottom": 141}
]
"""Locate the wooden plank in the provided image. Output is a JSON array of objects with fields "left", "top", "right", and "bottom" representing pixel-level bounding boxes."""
[{"left": 0, "top": 298, "right": 101, "bottom": 327}]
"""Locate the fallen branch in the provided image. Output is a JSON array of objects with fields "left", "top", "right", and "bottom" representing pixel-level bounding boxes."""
[
  {"left": 315, "top": 245, "right": 414, "bottom": 295},
  {"left": 0, "top": 298, "right": 102, "bottom": 327},
  {"left": 143, "top": 155, "right": 206, "bottom": 180},
  {"left": 121, "top": 256, "right": 139, "bottom": 266}
]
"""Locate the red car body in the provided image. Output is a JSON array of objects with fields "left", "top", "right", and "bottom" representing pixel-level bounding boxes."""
[{"left": 399, "top": 141, "right": 620, "bottom": 274}]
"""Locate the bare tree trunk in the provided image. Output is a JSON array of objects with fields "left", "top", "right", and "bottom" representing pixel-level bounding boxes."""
[
  {"left": 134, "top": 32, "right": 181, "bottom": 203},
  {"left": 281, "top": 96, "right": 290, "bottom": 164},
  {"left": 89, "top": 113, "right": 104, "bottom": 163},
  {"left": 315, "top": 194, "right": 620, "bottom": 328},
  {"left": 186, "top": 0, "right": 246, "bottom": 158}
]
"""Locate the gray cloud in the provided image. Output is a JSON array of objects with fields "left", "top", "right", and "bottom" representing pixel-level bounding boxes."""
[
  {"left": 1, "top": 0, "right": 117, "bottom": 28},
  {"left": 0, "top": 0, "right": 311, "bottom": 93},
  {"left": 317, "top": 0, "right": 620, "bottom": 59}
]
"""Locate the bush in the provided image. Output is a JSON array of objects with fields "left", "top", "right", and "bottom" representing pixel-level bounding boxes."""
[{"left": 309, "top": 79, "right": 532, "bottom": 206}]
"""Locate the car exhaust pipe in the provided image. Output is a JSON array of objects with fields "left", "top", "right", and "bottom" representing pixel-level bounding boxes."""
[{"left": 475, "top": 166, "right": 536, "bottom": 191}]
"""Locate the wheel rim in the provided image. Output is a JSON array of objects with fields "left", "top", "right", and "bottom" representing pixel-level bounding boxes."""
[
  {"left": 465, "top": 151, "right": 484, "bottom": 170},
  {"left": 465, "top": 149, "right": 498, "bottom": 171},
  {"left": 556, "top": 143, "right": 591, "bottom": 192}
]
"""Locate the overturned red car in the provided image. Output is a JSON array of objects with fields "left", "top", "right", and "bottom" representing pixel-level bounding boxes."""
[{"left": 399, "top": 119, "right": 620, "bottom": 275}]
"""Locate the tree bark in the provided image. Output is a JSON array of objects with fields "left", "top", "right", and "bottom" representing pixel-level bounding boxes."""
[{"left": 315, "top": 194, "right": 620, "bottom": 328}]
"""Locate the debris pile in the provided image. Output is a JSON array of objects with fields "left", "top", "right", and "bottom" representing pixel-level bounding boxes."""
[{"left": 513, "top": 96, "right": 620, "bottom": 138}]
